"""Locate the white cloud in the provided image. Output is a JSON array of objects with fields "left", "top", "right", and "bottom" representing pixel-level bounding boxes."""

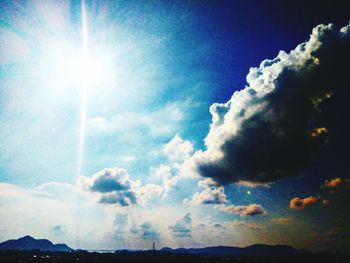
[
  {"left": 184, "top": 185, "right": 227, "bottom": 205},
  {"left": 151, "top": 164, "right": 178, "bottom": 195},
  {"left": 163, "top": 134, "right": 194, "bottom": 162},
  {"left": 222, "top": 204, "right": 265, "bottom": 216}
]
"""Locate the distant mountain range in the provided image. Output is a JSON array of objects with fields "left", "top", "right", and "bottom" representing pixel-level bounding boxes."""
[
  {"left": 0, "top": 236, "right": 313, "bottom": 256},
  {"left": 160, "top": 244, "right": 313, "bottom": 257},
  {"left": 0, "top": 236, "right": 73, "bottom": 252}
]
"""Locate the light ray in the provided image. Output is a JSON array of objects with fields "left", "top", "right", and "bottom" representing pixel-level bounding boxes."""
[{"left": 76, "top": 0, "right": 89, "bottom": 177}]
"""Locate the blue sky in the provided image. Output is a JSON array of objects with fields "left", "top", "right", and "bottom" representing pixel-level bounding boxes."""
[{"left": 0, "top": 0, "right": 350, "bottom": 252}]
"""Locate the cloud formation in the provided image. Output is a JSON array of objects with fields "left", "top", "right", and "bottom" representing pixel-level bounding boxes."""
[
  {"left": 186, "top": 22, "right": 350, "bottom": 184},
  {"left": 139, "top": 222, "right": 160, "bottom": 240},
  {"left": 152, "top": 164, "right": 178, "bottom": 195},
  {"left": 323, "top": 176, "right": 350, "bottom": 189},
  {"left": 78, "top": 167, "right": 163, "bottom": 206},
  {"left": 184, "top": 179, "right": 227, "bottom": 205},
  {"left": 231, "top": 221, "right": 262, "bottom": 230},
  {"left": 51, "top": 225, "right": 67, "bottom": 237},
  {"left": 222, "top": 204, "right": 265, "bottom": 216},
  {"left": 112, "top": 213, "right": 128, "bottom": 241},
  {"left": 169, "top": 213, "right": 192, "bottom": 238},
  {"left": 289, "top": 196, "right": 321, "bottom": 210},
  {"left": 163, "top": 134, "right": 194, "bottom": 162}
]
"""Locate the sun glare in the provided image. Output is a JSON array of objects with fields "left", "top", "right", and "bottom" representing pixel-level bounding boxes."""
[
  {"left": 43, "top": 43, "right": 109, "bottom": 89},
  {"left": 68, "top": 54, "right": 104, "bottom": 86}
]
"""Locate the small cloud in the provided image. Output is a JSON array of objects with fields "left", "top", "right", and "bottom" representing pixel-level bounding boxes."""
[
  {"left": 169, "top": 213, "right": 192, "bottom": 238},
  {"left": 289, "top": 196, "right": 321, "bottom": 210},
  {"left": 231, "top": 221, "right": 261, "bottom": 230},
  {"left": 184, "top": 186, "right": 227, "bottom": 205},
  {"left": 222, "top": 204, "right": 265, "bottom": 216},
  {"left": 78, "top": 167, "right": 163, "bottom": 206},
  {"left": 50, "top": 225, "right": 67, "bottom": 237},
  {"left": 140, "top": 222, "right": 160, "bottom": 240},
  {"left": 120, "top": 155, "right": 136, "bottom": 162},
  {"left": 112, "top": 213, "right": 128, "bottom": 241},
  {"left": 271, "top": 217, "right": 293, "bottom": 224},
  {"left": 198, "top": 178, "right": 218, "bottom": 188},
  {"left": 163, "top": 134, "right": 194, "bottom": 162},
  {"left": 323, "top": 176, "right": 350, "bottom": 190},
  {"left": 152, "top": 164, "right": 178, "bottom": 195},
  {"left": 212, "top": 223, "right": 225, "bottom": 229},
  {"left": 237, "top": 180, "right": 271, "bottom": 188}
]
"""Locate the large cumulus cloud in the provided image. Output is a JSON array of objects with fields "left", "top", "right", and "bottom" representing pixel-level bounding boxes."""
[{"left": 188, "top": 22, "right": 350, "bottom": 184}]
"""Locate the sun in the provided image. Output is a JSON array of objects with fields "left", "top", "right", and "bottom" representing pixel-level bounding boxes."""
[
  {"left": 68, "top": 54, "right": 104, "bottom": 87},
  {"left": 41, "top": 42, "right": 109, "bottom": 89}
]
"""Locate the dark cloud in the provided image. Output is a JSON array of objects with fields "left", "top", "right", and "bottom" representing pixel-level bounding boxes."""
[
  {"left": 169, "top": 213, "right": 192, "bottom": 238},
  {"left": 98, "top": 191, "right": 137, "bottom": 206},
  {"left": 189, "top": 22, "right": 350, "bottom": 184},
  {"left": 78, "top": 168, "right": 163, "bottom": 206},
  {"left": 90, "top": 170, "right": 130, "bottom": 193},
  {"left": 213, "top": 223, "right": 224, "bottom": 229}
]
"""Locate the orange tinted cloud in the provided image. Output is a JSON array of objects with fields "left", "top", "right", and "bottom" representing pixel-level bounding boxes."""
[
  {"left": 323, "top": 176, "right": 350, "bottom": 189},
  {"left": 289, "top": 196, "right": 320, "bottom": 210},
  {"left": 309, "top": 127, "right": 327, "bottom": 138},
  {"left": 324, "top": 177, "right": 342, "bottom": 188}
]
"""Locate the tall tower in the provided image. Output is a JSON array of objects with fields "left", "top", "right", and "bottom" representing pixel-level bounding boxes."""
[{"left": 153, "top": 242, "right": 155, "bottom": 251}]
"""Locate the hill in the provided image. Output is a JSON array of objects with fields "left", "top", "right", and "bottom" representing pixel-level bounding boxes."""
[
  {"left": 0, "top": 235, "right": 73, "bottom": 252},
  {"left": 160, "top": 244, "right": 312, "bottom": 256}
]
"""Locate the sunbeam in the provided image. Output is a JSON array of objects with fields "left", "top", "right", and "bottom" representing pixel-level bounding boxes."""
[{"left": 76, "top": 0, "right": 89, "bottom": 178}]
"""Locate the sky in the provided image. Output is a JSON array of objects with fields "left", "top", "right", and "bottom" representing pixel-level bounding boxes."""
[{"left": 0, "top": 0, "right": 350, "bottom": 252}]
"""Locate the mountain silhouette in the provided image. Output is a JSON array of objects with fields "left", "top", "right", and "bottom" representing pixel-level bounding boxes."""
[
  {"left": 0, "top": 236, "right": 313, "bottom": 256},
  {"left": 0, "top": 236, "right": 73, "bottom": 252},
  {"left": 160, "top": 244, "right": 312, "bottom": 256}
]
